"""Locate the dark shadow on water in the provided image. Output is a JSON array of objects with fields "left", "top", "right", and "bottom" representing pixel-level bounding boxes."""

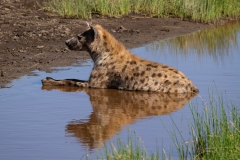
[{"left": 42, "top": 86, "right": 197, "bottom": 149}]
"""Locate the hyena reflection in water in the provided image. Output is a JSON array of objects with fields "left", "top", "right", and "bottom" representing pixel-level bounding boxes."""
[
  {"left": 42, "top": 86, "right": 197, "bottom": 148},
  {"left": 42, "top": 23, "right": 199, "bottom": 94}
]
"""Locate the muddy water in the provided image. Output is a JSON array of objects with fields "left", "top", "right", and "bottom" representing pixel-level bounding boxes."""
[{"left": 0, "top": 22, "right": 240, "bottom": 159}]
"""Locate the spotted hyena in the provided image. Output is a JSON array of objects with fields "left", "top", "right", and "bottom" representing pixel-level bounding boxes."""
[{"left": 42, "top": 24, "right": 199, "bottom": 93}]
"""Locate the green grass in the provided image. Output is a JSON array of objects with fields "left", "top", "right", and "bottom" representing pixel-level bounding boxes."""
[
  {"left": 87, "top": 91, "right": 240, "bottom": 159},
  {"left": 43, "top": 0, "right": 240, "bottom": 23},
  {"left": 189, "top": 93, "right": 240, "bottom": 159},
  {"left": 87, "top": 130, "right": 162, "bottom": 160},
  {"left": 43, "top": 0, "right": 92, "bottom": 18},
  {"left": 165, "top": 91, "right": 240, "bottom": 159}
]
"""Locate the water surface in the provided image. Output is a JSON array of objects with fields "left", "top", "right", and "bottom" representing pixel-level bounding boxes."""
[{"left": 0, "top": 22, "right": 240, "bottom": 159}]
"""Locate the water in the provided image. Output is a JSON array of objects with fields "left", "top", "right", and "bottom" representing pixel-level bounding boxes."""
[{"left": 0, "top": 22, "right": 240, "bottom": 159}]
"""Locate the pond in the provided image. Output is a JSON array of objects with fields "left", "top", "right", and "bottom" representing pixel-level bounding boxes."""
[{"left": 0, "top": 22, "right": 240, "bottom": 159}]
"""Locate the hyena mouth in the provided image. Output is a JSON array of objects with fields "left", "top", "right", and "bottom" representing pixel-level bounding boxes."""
[
  {"left": 65, "top": 40, "right": 77, "bottom": 50},
  {"left": 65, "top": 39, "right": 71, "bottom": 47}
]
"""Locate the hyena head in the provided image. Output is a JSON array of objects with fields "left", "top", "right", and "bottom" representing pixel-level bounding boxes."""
[
  {"left": 65, "top": 23, "right": 124, "bottom": 63},
  {"left": 65, "top": 24, "right": 98, "bottom": 51}
]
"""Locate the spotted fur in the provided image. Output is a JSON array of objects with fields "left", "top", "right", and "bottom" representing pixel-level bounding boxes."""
[{"left": 42, "top": 24, "right": 199, "bottom": 94}]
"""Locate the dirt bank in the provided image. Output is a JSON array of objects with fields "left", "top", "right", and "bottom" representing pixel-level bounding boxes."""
[{"left": 0, "top": 0, "right": 210, "bottom": 88}]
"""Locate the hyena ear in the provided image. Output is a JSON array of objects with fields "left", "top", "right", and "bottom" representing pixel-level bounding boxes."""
[
  {"left": 85, "top": 21, "right": 91, "bottom": 28},
  {"left": 86, "top": 21, "right": 99, "bottom": 40},
  {"left": 91, "top": 26, "right": 99, "bottom": 40}
]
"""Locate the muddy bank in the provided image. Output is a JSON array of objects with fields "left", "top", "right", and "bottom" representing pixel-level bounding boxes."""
[{"left": 0, "top": 0, "right": 210, "bottom": 88}]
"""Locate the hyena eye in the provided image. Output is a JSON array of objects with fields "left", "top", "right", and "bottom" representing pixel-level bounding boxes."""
[{"left": 77, "top": 35, "right": 83, "bottom": 40}]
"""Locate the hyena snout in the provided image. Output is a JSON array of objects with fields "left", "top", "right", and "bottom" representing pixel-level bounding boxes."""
[
  {"left": 65, "top": 37, "right": 81, "bottom": 50},
  {"left": 65, "top": 39, "right": 71, "bottom": 46}
]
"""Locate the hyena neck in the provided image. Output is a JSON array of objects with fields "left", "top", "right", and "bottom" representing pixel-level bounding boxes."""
[
  {"left": 87, "top": 44, "right": 113, "bottom": 64},
  {"left": 87, "top": 45, "right": 110, "bottom": 65},
  {"left": 88, "top": 51, "right": 105, "bottom": 64},
  {"left": 87, "top": 27, "right": 126, "bottom": 64}
]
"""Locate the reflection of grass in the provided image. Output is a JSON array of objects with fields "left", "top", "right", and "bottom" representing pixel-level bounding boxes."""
[
  {"left": 148, "top": 22, "right": 240, "bottom": 59},
  {"left": 43, "top": 0, "right": 240, "bottom": 23},
  {"left": 88, "top": 92, "right": 240, "bottom": 159}
]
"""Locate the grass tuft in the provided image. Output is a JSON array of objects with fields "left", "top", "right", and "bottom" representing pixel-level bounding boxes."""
[
  {"left": 87, "top": 130, "right": 161, "bottom": 160},
  {"left": 190, "top": 93, "right": 240, "bottom": 159},
  {"left": 43, "top": 0, "right": 240, "bottom": 23},
  {"left": 165, "top": 90, "right": 240, "bottom": 159}
]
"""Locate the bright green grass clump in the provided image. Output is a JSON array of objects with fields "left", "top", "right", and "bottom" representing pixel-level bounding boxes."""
[
  {"left": 190, "top": 94, "right": 240, "bottom": 159},
  {"left": 166, "top": 92, "right": 240, "bottom": 159},
  {"left": 44, "top": 0, "right": 240, "bottom": 23},
  {"left": 87, "top": 131, "right": 161, "bottom": 160}
]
